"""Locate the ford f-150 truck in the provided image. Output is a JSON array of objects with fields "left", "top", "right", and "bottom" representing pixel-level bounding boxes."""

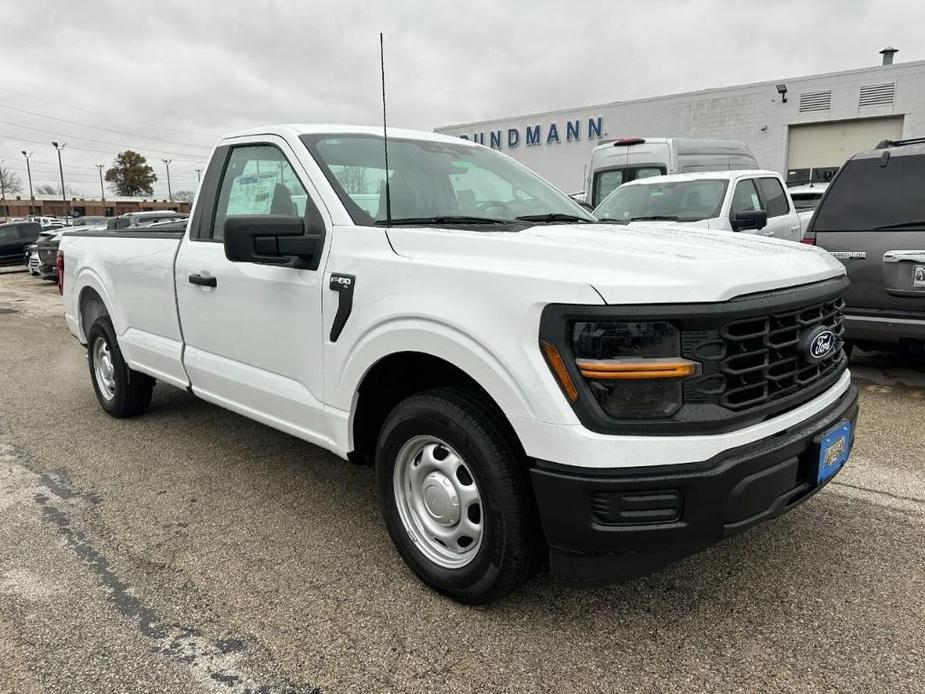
[{"left": 60, "top": 125, "right": 857, "bottom": 603}]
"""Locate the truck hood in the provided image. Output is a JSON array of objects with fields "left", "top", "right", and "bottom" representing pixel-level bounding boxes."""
[{"left": 385, "top": 223, "right": 845, "bottom": 304}]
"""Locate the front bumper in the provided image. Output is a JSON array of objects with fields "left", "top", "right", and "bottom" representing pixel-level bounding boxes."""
[{"left": 530, "top": 384, "right": 859, "bottom": 584}]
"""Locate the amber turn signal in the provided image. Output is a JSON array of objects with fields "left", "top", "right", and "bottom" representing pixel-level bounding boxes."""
[
  {"left": 540, "top": 340, "right": 579, "bottom": 402},
  {"left": 576, "top": 358, "right": 697, "bottom": 380}
]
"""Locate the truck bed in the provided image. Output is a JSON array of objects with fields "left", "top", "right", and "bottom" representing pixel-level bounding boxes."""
[{"left": 61, "top": 226, "right": 190, "bottom": 389}]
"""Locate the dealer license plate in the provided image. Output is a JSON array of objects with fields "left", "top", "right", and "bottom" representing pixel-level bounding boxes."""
[
  {"left": 816, "top": 421, "right": 852, "bottom": 484},
  {"left": 913, "top": 264, "right": 925, "bottom": 288}
]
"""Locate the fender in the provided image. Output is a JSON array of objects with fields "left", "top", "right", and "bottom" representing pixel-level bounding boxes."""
[
  {"left": 328, "top": 315, "right": 581, "bottom": 453},
  {"left": 72, "top": 268, "right": 119, "bottom": 343}
]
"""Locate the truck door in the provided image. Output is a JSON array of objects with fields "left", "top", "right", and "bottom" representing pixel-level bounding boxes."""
[
  {"left": 174, "top": 138, "right": 333, "bottom": 447},
  {"left": 755, "top": 176, "right": 802, "bottom": 242}
]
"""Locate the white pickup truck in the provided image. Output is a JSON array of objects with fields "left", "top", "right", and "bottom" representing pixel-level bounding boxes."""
[
  {"left": 593, "top": 170, "right": 804, "bottom": 243},
  {"left": 60, "top": 124, "right": 858, "bottom": 603}
]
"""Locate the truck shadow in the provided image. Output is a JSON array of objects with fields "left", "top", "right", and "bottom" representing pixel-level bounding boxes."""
[{"left": 850, "top": 347, "right": 925, "bottom": 389}]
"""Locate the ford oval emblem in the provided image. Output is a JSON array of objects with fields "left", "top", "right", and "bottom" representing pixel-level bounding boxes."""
[{"left": 800, "top": 327, "right": 837, "bottom": 364}]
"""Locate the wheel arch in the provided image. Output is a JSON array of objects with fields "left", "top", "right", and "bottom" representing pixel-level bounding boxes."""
[
  {"left": 76, "top": 281, "right": 112, "bottom": 343},
  {"left": 349, "top": 351, "right": 526, "bottom": 466}
]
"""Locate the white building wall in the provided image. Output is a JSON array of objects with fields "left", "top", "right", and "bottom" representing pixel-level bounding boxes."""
[{"left": 436, "top": 60, "right": 925, "bottom": 193}]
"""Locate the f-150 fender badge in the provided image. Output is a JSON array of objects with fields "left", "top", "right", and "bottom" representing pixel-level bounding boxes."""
[{"left": 328, "top": 273, "right": 356, "bottom": 342}]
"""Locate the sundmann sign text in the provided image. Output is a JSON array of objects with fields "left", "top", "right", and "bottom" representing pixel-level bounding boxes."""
[{"left": 458, "top": 117, "right": 605, "bottom": 150}]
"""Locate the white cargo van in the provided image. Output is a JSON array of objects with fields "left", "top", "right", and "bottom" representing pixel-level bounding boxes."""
[{"left": 587, "top": 137, "right": 759, "bottom": 206}]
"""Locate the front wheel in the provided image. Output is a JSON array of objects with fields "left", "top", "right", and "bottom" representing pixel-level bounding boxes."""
[
  {"left": 86, "top": 316, "right": 155, "bottom": 418},
  {"left": 376, "top": 387, "right": 542, "bottom": 603}
]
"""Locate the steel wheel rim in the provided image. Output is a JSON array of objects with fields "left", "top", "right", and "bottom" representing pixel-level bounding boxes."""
[
  {"left": 93, "top": 336, "right": 116, "bottom": 401},
  {"left": 393, "top": 435, "right": 484, "bottom": 569}
]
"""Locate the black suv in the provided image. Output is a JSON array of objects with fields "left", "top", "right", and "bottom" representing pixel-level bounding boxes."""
[
  {"left": 805, "top": 138, "right": 925, "bottom": 352},
  {"left": 0, "top": 221, "right": 41, "bottom": 265}
]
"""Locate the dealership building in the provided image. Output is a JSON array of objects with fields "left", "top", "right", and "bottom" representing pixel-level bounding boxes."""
[{"left": 436, "top": 51, "right": 925, "bottom": 194}]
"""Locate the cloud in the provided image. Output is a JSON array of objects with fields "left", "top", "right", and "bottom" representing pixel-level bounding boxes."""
[{"left": 0, "top": 0, "right": 921, "bottom": 197}]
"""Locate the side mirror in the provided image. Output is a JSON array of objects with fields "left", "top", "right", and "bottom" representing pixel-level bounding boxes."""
[
  {"left": 224, "top": 215, "right": 322, "bottom": 267},
  {"left": 730, "top": 208, "right": 768, "bottom": 232}
]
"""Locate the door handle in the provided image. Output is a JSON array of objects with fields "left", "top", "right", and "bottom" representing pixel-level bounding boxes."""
[
  {"left": 883, "top": 250, "right": 925, "bottom": 263},
  {"left": 188, "top": 272, "right": 217, "bottom": 287}
]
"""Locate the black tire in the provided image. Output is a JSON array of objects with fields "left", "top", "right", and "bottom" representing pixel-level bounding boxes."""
[
  {"left": 86, "top": 316, "right": 155, "bottom": 418},
  {"left": 376, "top": 386, "right": 542, "bottom": 603}
]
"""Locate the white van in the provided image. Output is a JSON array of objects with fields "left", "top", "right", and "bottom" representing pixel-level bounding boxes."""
[{"left": 587, "top": 137, "right": 759, "bottom": 206}]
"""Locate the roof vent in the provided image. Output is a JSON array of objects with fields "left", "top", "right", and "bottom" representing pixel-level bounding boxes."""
[
  {"left": 799, "top": 90, "right": 831, "bottom": 112},
  {"left": 859, "top": 83, "right": 895, "bottom": 107},
  {"left": 879, "top": 46, "right": 898, "bottom": 66}
]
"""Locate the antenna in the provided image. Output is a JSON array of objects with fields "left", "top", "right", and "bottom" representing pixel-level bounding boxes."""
[{"left": 380, "top": 32, "right": 392, "bottom": 225}]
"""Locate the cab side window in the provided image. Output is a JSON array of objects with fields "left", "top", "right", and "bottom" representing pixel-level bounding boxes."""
[
  {"left": 731, "top": 179, "right": 762, "bottom": 213},
  {"left": 212, "top": 145, "right": 312, "bottom": 241},
  {"left": 756, "top": 177, "right": 790, "bottom": 217}
]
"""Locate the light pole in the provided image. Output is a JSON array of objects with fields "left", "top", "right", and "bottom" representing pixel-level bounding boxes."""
[
  {"left": 96, "top": 164, "right": 106, "bottom": 203},
  {"left": 51, "top": 141, "right": 68, "bottom": 216},
  {"left": 161, "top": 158, "right": 173, "bottom": 202},
  {"left": 0, "top": 160, "right": 6, "bottom": 220},
  {"left": 21, "top": 151, "right": 34, "bottom": 213}
]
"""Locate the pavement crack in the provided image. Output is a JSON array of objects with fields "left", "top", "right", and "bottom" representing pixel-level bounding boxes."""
[
  {"left": 3, "top": 421, "right": 322, "bottom": 694},
  {"left": 829, "top": 480, "right": 925, "bottom": 507}
]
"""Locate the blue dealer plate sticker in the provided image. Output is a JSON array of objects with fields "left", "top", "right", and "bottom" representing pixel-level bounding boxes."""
[{"left": 817, "top": 421, "right": 852, "bottom": 484}]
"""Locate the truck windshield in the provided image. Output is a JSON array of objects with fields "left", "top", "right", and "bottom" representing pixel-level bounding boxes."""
[
  {"left": 594, "top": 179, "right": 728, "bottom": 224},
  {"left": 300, "top": 133, "right": 595, "bottom": 227}
]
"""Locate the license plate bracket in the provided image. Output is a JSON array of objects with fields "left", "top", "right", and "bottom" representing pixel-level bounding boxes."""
[{"left": 814, "top": 420, "right": 852, "bottom": 485}]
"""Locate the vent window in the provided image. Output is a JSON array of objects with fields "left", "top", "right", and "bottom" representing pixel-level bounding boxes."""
[
  {"left": 799, "top": 90, "right": 831, "bottom": 112},
  {"left": 859, "top": 83, "right": 895, "bottom": 107}
]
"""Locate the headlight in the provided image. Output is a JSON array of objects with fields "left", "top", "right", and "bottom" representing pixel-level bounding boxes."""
[{"left": 569, "top": 321, "right": 697, "bottom": 419}]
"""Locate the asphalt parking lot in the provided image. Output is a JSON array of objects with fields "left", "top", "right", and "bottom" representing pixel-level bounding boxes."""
[{"left": 0, "top": 269, "right": 923, "bottom": 694}]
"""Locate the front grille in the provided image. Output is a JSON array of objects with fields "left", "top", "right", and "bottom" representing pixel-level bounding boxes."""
[{"left": 686, "top": 296, "right": 847, "bottom": 412}]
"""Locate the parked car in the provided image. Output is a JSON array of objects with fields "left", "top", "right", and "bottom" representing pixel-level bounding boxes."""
[
  {"left": 788, "top": 182, "right": 829, "bottom": 235},
  {"left": 60, "top": 124, "right": 856, "bottom": 603},
  {"left": 27, "top": 216, "right": 60, "bottom": 227},
  {"left": 593, "top": 170, "right": 802, "bottom": 242},
  {"left": 25, "top": 229, "right": 61, "bottom": 274},
  {"left": 106, "top": 211, "right": 187, "bottom": 229},
  {"left": 35, "top": 224, "right": 109, "bottom": 281},
  {"left": 0, "top": 221, "right": 41, "bottom": 265},
  {"left": 71, "top": 215, "right": 109, "bottom": 227},
  {"left": 805, "top": 138, "right": 925, "bottom": 351},
  {"left": 586, "top": 137, "right": 759, "bottom": 206}
]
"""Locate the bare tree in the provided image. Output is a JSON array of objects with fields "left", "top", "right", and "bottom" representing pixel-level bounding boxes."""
[
  {"left": 35, "top": 183, "right": 77, "bottom": 196},
  {"left": 0, "top": 166, "right": 24, "bottom": 195},
  {"left": 172, "top": 189, "right": 196, "bottom": 203}
]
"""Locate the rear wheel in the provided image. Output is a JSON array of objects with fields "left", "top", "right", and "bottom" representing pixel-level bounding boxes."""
[
  {"left": 376, "top": 387, "right": 542, "bottom": 603},
  {"left": 87, "top": 316, "right": 155, "bottom": 418}
]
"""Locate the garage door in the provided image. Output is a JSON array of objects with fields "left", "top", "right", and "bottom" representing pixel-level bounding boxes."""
[{"left": 787, "top": 116, "right": 904, "bottom": 171}]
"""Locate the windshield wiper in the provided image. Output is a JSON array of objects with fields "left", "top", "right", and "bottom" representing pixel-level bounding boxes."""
[
  {"left": 628, "top": 215, "right": 679, "bottom": 222},
  {"left": 375, "top": 215, "right": 508, "bottom": 226},
  {"left": 873, "top": 220, "right": 925, "bottom": 230},
  {"left": 595, "top": 217, "right": 629, "bottom": 224},
  {"left": 513, "top": 213, "right": 592, "bottom": 223}
]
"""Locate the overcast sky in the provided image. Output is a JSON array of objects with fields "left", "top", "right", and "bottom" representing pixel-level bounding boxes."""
[{"left": 1, "top": 0, "right": 922, "bottom": 198}]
